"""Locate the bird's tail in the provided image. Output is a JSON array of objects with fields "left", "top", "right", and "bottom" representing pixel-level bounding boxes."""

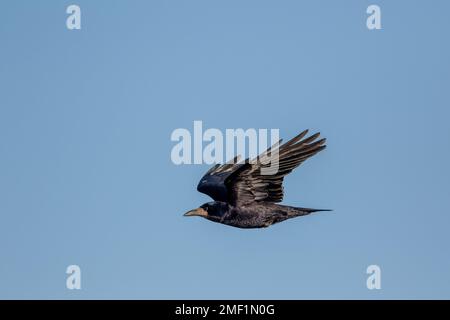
[
  {"left": 300, "top": 207, "right": 332, "bottom": 213},
  {"left": 269, "top": 205, "right": 332, "bottom": 224},
  {"left": 287, "top": 206, "right": 333, "bottom": 217}
]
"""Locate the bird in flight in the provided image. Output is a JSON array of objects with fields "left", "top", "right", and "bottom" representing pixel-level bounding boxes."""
[{"left": 184, "top": 129, "right": 329, "bottom": 228}]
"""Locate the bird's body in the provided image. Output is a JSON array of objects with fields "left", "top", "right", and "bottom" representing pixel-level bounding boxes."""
[
  {"left": 184, "top": 129, "right": 329, "bottom": 229},
  {"left": 203, "top": 201, "right": 323, "bottom": 228}
]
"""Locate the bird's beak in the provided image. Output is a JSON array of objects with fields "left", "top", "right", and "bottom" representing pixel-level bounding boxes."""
[{"left": 183, "top": 207, "right": 208, "bottom": 217}]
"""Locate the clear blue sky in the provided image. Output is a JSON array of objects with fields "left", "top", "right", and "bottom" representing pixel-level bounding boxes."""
[{"left": 1, "top": 1, "right": 449, "bottom": 299}]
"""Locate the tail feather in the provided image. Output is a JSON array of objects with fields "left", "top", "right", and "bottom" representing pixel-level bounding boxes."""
[
  {"left": 297, "top": 207, "right": 333, "bottom": 213},
  {"left": 269, "top": 205, "right": 332, "bottom": 225},
  {"left": 290, "top": 207, "right": 333, "bottom": 217}
]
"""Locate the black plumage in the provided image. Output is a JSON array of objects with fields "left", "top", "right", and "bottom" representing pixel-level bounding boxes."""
[{"left": 184, "top": 129, "right": 329, "bottom": 228}]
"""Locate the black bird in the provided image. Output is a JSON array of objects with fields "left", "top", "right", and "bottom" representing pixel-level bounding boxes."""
[{"left": 184, "top": 130, "right": 329, "bottom": 228}]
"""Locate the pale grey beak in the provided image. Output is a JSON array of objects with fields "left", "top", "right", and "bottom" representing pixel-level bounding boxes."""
[{"left": 183, "top": 207, "right": 208, "bottom": 217}]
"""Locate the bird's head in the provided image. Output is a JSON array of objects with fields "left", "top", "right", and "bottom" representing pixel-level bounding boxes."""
[{"left": 183, "top": 202, "right": 227, "bottom": 219}]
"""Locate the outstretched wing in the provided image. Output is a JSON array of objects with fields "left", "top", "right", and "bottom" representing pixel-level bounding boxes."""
[{"left": 228, "top": 130, "right": 326, "bottom": 206}]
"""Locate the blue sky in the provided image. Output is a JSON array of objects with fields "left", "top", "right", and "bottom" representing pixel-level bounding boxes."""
[{"left": 1, "top": 1, "right": 449, "bottom": 299}]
